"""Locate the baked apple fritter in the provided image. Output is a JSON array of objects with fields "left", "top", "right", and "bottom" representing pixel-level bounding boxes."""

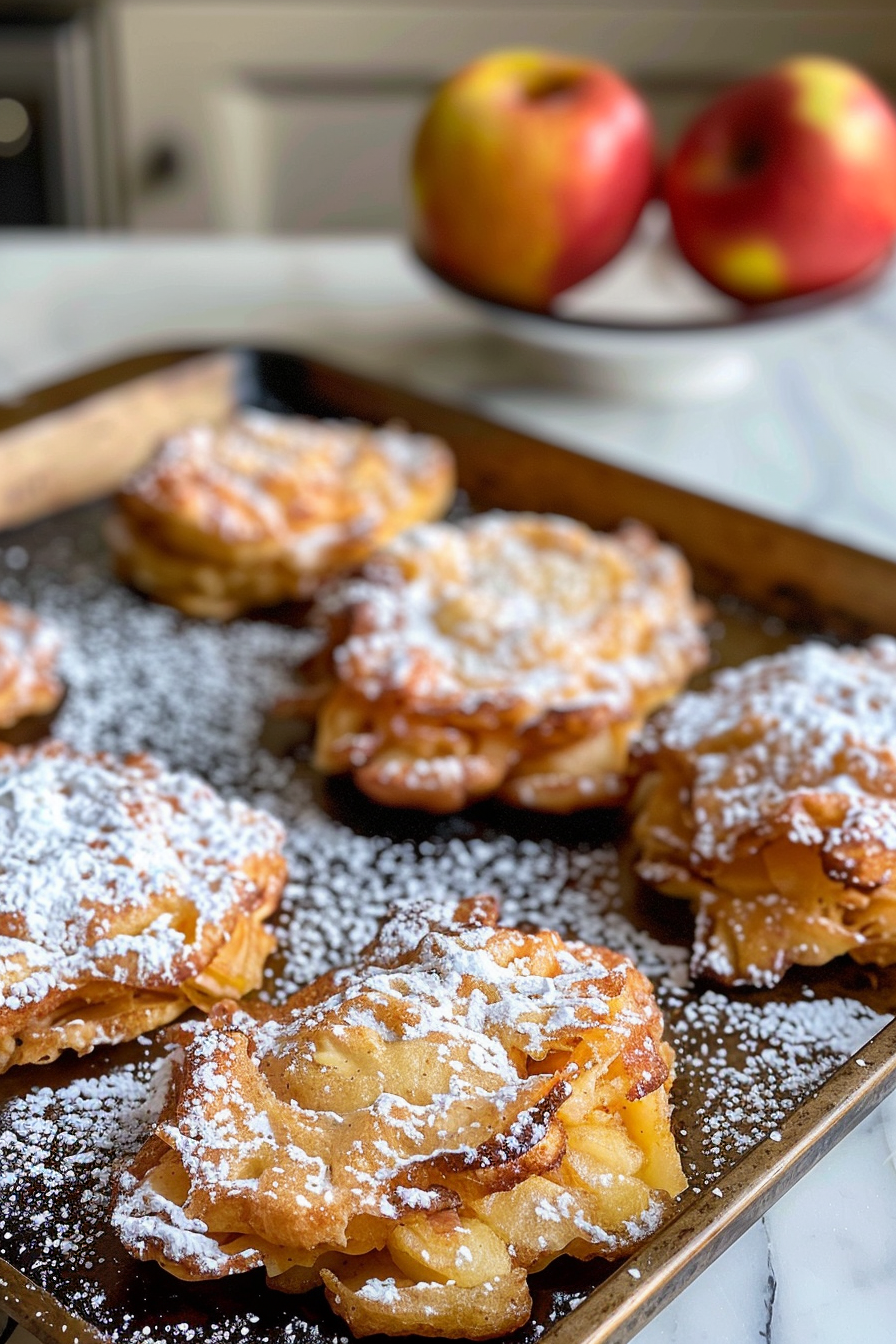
[
  {"left": 113, "top": 895, "right": 685, "bottom": 1339},
  {"left": 0, "top": 740, "right": 286, "bottom": 1070},
  {"left": 285, "top": 512, "right": 708, "bottom": 813},
  {"left": 634, "top": 637, "right": 896, "bottom": 986},
  {"left": 109, "top": 409, "right": 455, "bottom": 619}
]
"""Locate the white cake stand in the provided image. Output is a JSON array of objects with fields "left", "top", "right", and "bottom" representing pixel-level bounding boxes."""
[{"left": 416, "top": 203, "right": 890, "bottom": 405}]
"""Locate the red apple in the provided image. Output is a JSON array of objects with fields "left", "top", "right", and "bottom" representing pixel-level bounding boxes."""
[
  {"left": 665, "top": 56, "right": 896, "bottom": 302},
  {"left": 411, "top": 49, "right": 654, "bottom": 310}
]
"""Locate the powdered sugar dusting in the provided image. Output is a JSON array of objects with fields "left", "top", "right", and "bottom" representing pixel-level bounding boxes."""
[
  {"left": 638, "top": 638, "right": 896, "bottom": 866},
  {"left": 0, "top": 742, "right": 285, "bottom": 1036},
  {"left": 324, "top": 513, "right": 707, "bottom": 717},
  {"left": 123, "top": 410, "right": 452, "bottom": 553}
]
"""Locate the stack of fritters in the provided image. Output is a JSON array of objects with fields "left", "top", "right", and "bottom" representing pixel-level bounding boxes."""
[
  {"left": 0, "top": 740, "right": 286, "bottom": 1071},
  {"left": 109, "top": 409, "right": 456, "bottom": 618},
  {"left": 113, "top": 895, "right": 685, "bottom": 1340},
  {"left": 0, "top": 600, "right": 63, "bottom": 733},
  {"left": 633, "top": 637, "right": 896, "bottom": 987},
  {"left": 288, "top": 512, "right": 708, "bottom": 811}
]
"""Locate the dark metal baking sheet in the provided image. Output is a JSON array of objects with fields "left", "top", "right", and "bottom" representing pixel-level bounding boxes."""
[{"left": 0, "top": 349, "right": 894, "bottom": 1344}]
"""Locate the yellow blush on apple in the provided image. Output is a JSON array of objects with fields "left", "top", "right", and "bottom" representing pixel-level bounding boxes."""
[{"left": 665, "top": 56, "right": 896, "bottom": 303}]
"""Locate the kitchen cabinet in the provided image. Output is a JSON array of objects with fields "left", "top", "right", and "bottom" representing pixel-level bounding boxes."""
[{"left": 96, "top": 1, "right": 896, "bottom": 231}]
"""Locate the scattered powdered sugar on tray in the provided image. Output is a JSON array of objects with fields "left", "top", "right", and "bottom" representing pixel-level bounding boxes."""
[
  {"left": 670, "top": 989, "right": 888, "bottom": 1188},
  {"left": 261, "top": 806, "right": 691, "bottom": 1001},
  {"left": 48, "top": 581, "right": 315, "bottom": 792},
  {"left": 0, "top": 513, "right": 890, "bottom": 1344},
  {"left": 0, "top": 1056, "right": 169, "bottom": 1261}
]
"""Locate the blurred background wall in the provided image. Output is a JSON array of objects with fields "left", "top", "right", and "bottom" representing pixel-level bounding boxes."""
[{"left": 2, "top": 0, "right": 895, "bottom": 232}]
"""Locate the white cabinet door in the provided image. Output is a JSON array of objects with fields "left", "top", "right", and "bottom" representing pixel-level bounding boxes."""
[
  {"left": 209, "top": 75, "right": 430, "bottom": 231},
  {"left": 107, "top": 0, "right": 896, "bottom": 232}
]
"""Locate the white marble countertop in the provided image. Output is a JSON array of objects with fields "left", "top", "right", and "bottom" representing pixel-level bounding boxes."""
[{"left": 2, "top": 231, "right": 896, "bottom": 1344}]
